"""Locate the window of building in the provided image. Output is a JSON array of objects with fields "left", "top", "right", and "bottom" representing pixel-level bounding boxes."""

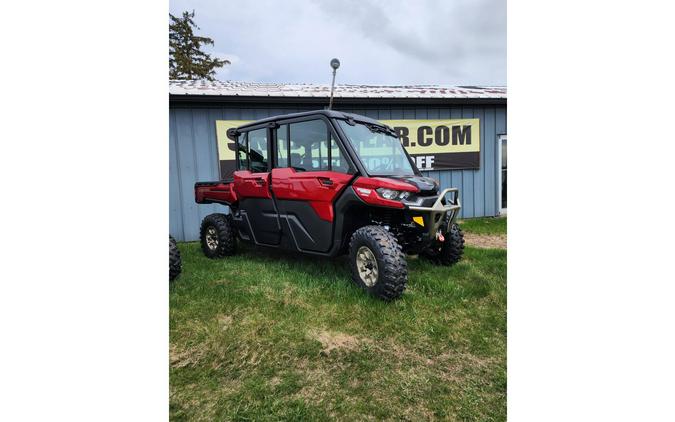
[{"left": 500, "top": 136, "right": 507, "bottom": 211}]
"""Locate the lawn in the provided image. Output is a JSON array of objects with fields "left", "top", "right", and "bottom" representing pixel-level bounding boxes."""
[
  {"left": 170, "top": 218, "right": 506, "bottom": 421},
  {"left": 457, "top": 216, "right": 506, "bottom": 236}
]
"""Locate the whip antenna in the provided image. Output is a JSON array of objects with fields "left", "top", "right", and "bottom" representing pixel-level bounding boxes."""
[{"left": 328, "top": 58, "right": 340, "bottom": 109}]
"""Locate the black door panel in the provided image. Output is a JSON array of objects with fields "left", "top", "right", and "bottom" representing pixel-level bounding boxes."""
[
  {"left": 277, "top": 200, "right": 332, "bottom": 252},
  {"left": 238, "top": 198, "right": 281, "bottom": 246}
]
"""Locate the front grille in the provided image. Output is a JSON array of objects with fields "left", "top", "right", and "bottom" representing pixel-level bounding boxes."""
[
  {"left": 416, "top": 189, "right": 438, "bottom": 197},
  {"left": 402, "top": 195, "right": 438, "bottom": 207}
]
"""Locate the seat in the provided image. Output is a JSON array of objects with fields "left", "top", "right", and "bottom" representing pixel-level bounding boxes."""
[{"left": 290, "top": 153, "right": 305, "bottom": 171}]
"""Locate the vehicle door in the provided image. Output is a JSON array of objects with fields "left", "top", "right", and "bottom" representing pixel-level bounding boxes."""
[
  {"left": 271, "top": 118, "right": 354, "bottom": 253},
  {"left": 233, "top": 127, "right": 281, "bottom": 246}
]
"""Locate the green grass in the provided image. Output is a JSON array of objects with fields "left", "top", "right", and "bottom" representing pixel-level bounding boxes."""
[
  {"left": 458, "top": 217, "right": 507, "bottom": 236},
  {"left": 170, "top": 222, "right": 506, "bottom": 421}
]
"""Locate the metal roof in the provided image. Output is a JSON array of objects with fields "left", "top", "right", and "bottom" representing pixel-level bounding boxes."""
[{"left": 169, "top": 80, "right": 506, "bottom": 99}]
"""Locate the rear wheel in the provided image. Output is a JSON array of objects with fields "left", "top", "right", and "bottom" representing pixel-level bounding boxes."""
[
  {"left": 421, "top": 223, "right": 464, "bottom": 266},
  {"left": 200, "top": 213, "right": 236, "bottom": 258},
  {"left": 349, "top": 225, "right": 407, "bottom": 301},
  {"left": 169, "top": 235, "right": 182, "bottom": 282}
]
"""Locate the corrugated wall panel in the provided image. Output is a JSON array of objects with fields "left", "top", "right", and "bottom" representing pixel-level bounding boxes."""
[
  {"left": 364, "top": 109, "right": 378, "bottom": 119},
  {"left": 169, "top": 110, "right": 183, "bottom": 238},
  {"left": 377, "top": 108, "right": 391, "bottom": 120},
  {"left": 174, "top": 109, "right": 198, "bottom": 240},
  {"left": 460, "top": 104, "right": 477, "bottom": 217},
  {"left": 192, "top": 109, "right": 222, "bottom": 226},
  {"left": 483, "top": 107, "right": 497, "bottom": 216},
  {"left": 470, "top": 107, "right": 485, "bottom": 218},
  {"left": 170, "top": 104, "right": 506, "bottom": 241}
]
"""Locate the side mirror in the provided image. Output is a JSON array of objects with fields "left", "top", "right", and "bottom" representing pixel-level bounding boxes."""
[{"left": 226, "top": 128, "right": 239, "bottom": 141}]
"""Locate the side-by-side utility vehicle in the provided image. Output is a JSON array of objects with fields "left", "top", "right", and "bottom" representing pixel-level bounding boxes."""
[{"left": 194, "top": 110, "right": 464, "bottom": 300}]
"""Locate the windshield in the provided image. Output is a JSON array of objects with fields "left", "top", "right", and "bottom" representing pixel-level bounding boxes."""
[{"left": 338, "top": 120, "right": 416, "bottom": 176}]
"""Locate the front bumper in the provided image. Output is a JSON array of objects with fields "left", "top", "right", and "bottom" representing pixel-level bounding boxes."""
[{"left": 404, "top": 188, "right": 461, "bottom": 240}]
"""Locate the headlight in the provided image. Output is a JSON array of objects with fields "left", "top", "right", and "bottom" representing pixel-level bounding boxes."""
[
  {"left": 377, "top": 188, "right": 399, "bottom": 200},
  {"left": 376, "top": 188, "right": 412, "bottom": 201}
]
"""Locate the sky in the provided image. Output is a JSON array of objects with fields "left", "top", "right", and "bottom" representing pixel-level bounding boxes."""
[{"left": 169, "top": 0, "right": 505, "bottom": 86}]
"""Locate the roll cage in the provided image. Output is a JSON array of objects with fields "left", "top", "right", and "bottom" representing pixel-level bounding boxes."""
[{"left": 229, "top": 110, "right": 422, "bottom": 179}]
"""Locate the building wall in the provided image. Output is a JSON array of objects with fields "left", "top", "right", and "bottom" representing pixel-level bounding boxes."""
[{"left": 170, "top": 103, "right": 507, "bottom": 241}]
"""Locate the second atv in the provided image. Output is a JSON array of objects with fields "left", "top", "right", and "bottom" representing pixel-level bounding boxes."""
[{"left": 194, "top": 110, "right": 464, "bottom": 300}]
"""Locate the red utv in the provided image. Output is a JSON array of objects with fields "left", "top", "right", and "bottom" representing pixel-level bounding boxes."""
[{"left": 194, "top": 110, "right": 464, "bottom": 300}]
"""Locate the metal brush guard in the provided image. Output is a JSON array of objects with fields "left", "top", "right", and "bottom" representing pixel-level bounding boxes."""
[{"left": 407, "top": 188, "right": 461, "bottom": 240}]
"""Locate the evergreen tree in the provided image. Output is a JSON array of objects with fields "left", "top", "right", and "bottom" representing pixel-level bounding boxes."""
[{"left": 169, "top": 11, "right": 230, "bottom": 80}]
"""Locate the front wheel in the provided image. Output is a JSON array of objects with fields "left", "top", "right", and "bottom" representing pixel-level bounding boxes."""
[
  {"left": 349, "top": 225, "right": 408, "bottom": 301},
  {"left": 421, "top": 223, "right": 465, "bottom": 266}
]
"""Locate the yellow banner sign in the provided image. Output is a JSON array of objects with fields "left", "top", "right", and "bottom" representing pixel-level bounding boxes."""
[
  {"left": 215, "top": 120, "right": 249, "bottom": 161},
  {"left": 215, "top": 118, "right": 480, "bottom": 175},
  {"left": 380, "top": 119, "right": 479, "bottom": 154}
]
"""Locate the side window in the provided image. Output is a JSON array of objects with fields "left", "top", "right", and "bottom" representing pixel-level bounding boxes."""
[
  {"left": 248, "top": 128, "right": 268, "bottom": 172},
  {"left": 289, "top": 119, "right": 344, "bottom": 172},
  {"left": 330, "top": 135, "right": 349, "bottom": 173},
  {"left": 289, "top": 120, "right": 327, "bottom": 171},
  {"left": 276, "top": 124, "right": 289, "bottom": 168},
  {"left": 236, "top": 133, "right": 248, "bottom": 170},
  {"left": 311, "top": 137, "right": 329, "bottom": 170}
]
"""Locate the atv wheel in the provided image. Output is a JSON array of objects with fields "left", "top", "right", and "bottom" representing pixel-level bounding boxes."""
[
  {"left": 200, "top": 213, "right": 236, "bottom": 258},
  {"left": 169, "top": 235, "right": 182, "bottom": 282},
  {"left": 349, "top": 225, "right": 408, "bottom": 301},
  {"left": 421, "top": 223, "right": 465, "bottom": 266}
]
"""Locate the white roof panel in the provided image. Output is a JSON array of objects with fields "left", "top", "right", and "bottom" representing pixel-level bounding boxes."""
[{"left": 169, "top": 80, "right": 506, "bottom": 99}]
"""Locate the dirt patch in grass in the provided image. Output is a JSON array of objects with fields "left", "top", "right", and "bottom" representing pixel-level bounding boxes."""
[
  {"left": 217, "top": 314, "right": 233, "bottom": 330},
  {"left": 464, "top": 233, "right": 507, "bottom": 249},
  {"left": 170, "top": 344, "right": 207, "bottom": 368},
  {"left": 213, "top": 278, "right": 234, "bottom": 285},
  {"left": 295, "top": 367, "right": 335, "bottom": 401},
  {"left": 247, "top": 284, "right": 311, "bottom": 309},
  {"left": 308, "top": 329, "right": 364, "bottom": 355}
]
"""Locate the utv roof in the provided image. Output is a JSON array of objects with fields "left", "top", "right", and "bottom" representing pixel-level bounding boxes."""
[{"left": 236, "top": 110, "right": 384, "bottom": 131}]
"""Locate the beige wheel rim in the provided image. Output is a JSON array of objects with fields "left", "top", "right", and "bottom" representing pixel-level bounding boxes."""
[
  {"left": 356, "top": 246, "right": 378, "bottom": 287},
  {"left": 205, "top": 226, "right": 218, "bottom": 250}
]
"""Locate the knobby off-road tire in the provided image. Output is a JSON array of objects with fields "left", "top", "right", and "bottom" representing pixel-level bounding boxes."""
[
  {"left": 421, "top": 223, "right": 465, "bottom": 266},
  {"left": 349, "top": 225, "right": 408, "bottom": 301},
  {"left": 200, "top": 213, "right": 236, "bottom": 258},
  {"left": 169, "top": 235, "right": 182, "bottom": 282}
]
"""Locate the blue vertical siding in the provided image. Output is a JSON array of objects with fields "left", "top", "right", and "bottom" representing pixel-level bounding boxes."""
[
  {"left": 169, "top": 103, "right": 506, "bottom": 241},
  {"left": 169, "top": 110, "right": 182, "bottom": 238},
  {"left": 483, "top": 107, "right": 496, "bottom": 215}
]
